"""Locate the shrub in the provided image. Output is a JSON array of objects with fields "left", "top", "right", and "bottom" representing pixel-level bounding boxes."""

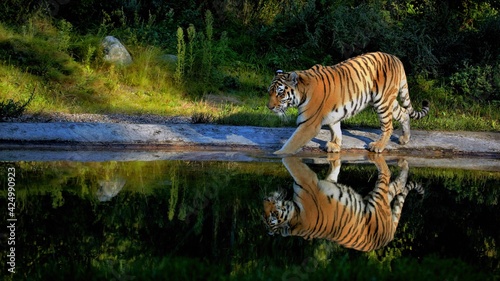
[
  {"left": 450, "top": 62, "right": 500, "bottom": 102},
  {"left": 0, "top": 0, "right": 39, "bottom": 25},
  {"left": 0, "top": 88, "right": 35, "bottom": 121}
]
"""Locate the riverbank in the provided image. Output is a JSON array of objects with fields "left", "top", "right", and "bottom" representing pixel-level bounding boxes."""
[{"left": 0, "top": 120, "right": 499, "bottom": 170}]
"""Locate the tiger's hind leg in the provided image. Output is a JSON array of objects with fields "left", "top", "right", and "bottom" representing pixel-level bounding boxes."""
[
  {"left": 388, "top": 159, "right": 409, "bottom": 202},
  {"left": 391, "top": 181, "right": 424, "bottom": 230},
  {"left": 391, "top": 192, "right": 407, "bottom": 231},
  {"left": 369, "top": 91, "right": 397, "bottom": 153},
  {"left": 392, "top": 100, "right": 411, "bottom": 145},
  {"left": 390, "top": 160, "right": 424, "bottom": 231},
  {"left": 389, "top": 160, "right": 409, "bottom": 232},
  {"left": 368, "top": 118, "right": 393, "bottom": 153},
  {"left": 365, "top": 153, "right": 391, "bottom": 209},
  {"left": 326, "top": 122, "right": 342, "bottom": 153}
]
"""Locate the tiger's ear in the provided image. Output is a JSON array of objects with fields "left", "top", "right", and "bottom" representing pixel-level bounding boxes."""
[
  {"left": 276, "top": 69, "right": 284, "bottom": 75},
  {"left": 280, "top": 224, "right": 291, "bottom": 237},
  {"left": 289, "top": 72, "right": 299, "bottom": 87}
]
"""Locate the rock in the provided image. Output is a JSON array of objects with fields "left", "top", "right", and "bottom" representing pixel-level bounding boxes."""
[
  {"left": 161, "top": 54, "right": 178, "bottom": 64},
  {"left": 97, "top": 177, "right": 126, "bottom": 202},
  {"left": 101, "top": 36, "right": 132, "bottom": 65}
]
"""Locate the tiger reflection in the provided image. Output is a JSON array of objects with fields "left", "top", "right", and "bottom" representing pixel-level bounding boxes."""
[{"left": 263, "top": 154, "right": 423, "bottom": 252}]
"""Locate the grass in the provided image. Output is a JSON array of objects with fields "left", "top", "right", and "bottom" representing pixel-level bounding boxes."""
[{"left": 0, "top": 17, "right": 498, "bottom": 131}]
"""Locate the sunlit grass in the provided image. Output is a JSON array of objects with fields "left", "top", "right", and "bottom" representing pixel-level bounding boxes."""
[{"left": 0, "top": 18, "right": 498, "bottom": 132}]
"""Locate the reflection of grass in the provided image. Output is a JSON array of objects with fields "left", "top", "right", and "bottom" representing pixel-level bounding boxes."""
[
  {"left": 4, "top": 161, "right": 500, "bottom": 203},
  {"left": 7, "top": 160, "right": 288, "bottom": 193}
]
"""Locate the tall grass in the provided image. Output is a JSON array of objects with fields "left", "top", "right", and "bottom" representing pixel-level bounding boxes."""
[
  {"left": 174, "top": 26, "right": 185, "bottom": 85},
  {"left": 0, "top": 9, "right": 498, "bottom": 131},
  {"left": 173, "top": 10, "right": 231, "bottom": 95}
]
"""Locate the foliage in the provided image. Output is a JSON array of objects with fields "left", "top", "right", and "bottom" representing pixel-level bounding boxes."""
[
  {"left": 0, "top": 88, "right": 35, "bottom": 121},
  {"left": 0, "top": 0, "right": 40, "bottom": 25},
  {"left": 450, "top": 61, "right": 500, "bottom": 102},
  {"left": 0, "top": 0, "right": 499, "bottom": 129},
  {"left": 173, "top": 10, "right": 233, "bottom": 94}
]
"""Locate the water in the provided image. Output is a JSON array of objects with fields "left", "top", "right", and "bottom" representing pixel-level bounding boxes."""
[{"left": 1, "top": 152, "right": 499, "bottom": 280}]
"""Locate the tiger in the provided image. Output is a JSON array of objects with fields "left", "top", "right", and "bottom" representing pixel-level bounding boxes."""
[
  {"left": 267, "top": 52, "right": 430, "bottom": 154},
  {"left": 263, "top": 154, "right": 424, "bottom": 252}
]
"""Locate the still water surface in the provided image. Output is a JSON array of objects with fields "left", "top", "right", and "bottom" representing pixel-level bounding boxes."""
[{"left": 0, "top": 154, "right": 499, "bottom": 280}]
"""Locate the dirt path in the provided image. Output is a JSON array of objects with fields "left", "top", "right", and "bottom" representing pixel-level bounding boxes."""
[
  {"left": 0, "top": 121, "right": 499, "bottom": 169},
  {"left": 1, "top": 122, "right": 499, "bottom": 154}
]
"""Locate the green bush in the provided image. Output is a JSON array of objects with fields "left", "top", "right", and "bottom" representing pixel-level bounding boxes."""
[
  {"left": 0, "top": 89, "right": 34, "bottom": 121},
  {"left": 0, "top": 0, "right": 39, "bottom": 25},
  {"left": 450, "top": 62, "right": 500, "bottom": 102}
]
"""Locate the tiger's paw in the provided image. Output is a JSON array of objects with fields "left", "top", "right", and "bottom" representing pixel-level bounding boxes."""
[
  {"left": 326, "top": 141, "right": 341, "bottom": 153},
  {"left": 397, "top": 158, "right": 409, "bottom": 169},
  {"left": 368, "top": 141, "right": 386, "bottom": 153},
  {"left": 399, "top": 135, "right": 410, "bottom": 145}
]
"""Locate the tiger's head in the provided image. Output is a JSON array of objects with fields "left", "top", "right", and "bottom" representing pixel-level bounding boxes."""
[
  {"left": 267, "top": 70, "right": 301, "bottom": 116},
  {"left": 263, "top": 191, "right": 296, "bottom": 236}
]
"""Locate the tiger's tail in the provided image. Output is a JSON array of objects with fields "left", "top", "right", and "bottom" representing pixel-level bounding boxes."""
[
  {"left": 405, "top": 181, "right": 425, "bottom": 196},
  {"left": 398, "top": 73, "right": 430, "bottom": 120}
]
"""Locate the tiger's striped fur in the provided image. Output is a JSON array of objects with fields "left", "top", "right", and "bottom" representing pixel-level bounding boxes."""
[
  {"left": 263, "top": 154, "right": 424, "bottom": 252},
  {"left": 267, "top": 52, "right": 429, "bottom": 154}
]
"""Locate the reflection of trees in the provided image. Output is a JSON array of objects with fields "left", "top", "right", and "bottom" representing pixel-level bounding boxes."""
[
  {"left": 2, "top": 160, "right": 291, "bottom": 279},
  {"left": 410, "top": 168, "right": 500, "bottom": 271},
  {"left": 0, "top": 160, "right": 498, "bottom": 278}
]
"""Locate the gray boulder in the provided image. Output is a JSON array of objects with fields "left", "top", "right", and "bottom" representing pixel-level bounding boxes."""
[
  {"left": 96, "top": 177, "right": 126, "bottom": 202},
  {"left": 161, "top": 54, "right": 178, "bottom": 65},
  {"left": 101, "top": 36, "right": 132, "bottom": 65}
]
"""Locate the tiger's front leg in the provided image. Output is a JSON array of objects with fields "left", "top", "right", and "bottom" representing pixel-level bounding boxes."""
[
  {"left": 274, "top": 123, "right": 321, "bottom": 155},
  {"left": 368, "top": 128, "right": 393, "bottom": 153},
  {"left": 367, "top": 153, "right": 391, "bottom": 205},
  {"left": 325, "top": 153, "right": 341, "bottom": 182},
  {"left": 369, "top": 106, "right": 395, "bottom": 153},
  {"left": 326, "top": 122, "right": 342, "bottom": 153}
]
